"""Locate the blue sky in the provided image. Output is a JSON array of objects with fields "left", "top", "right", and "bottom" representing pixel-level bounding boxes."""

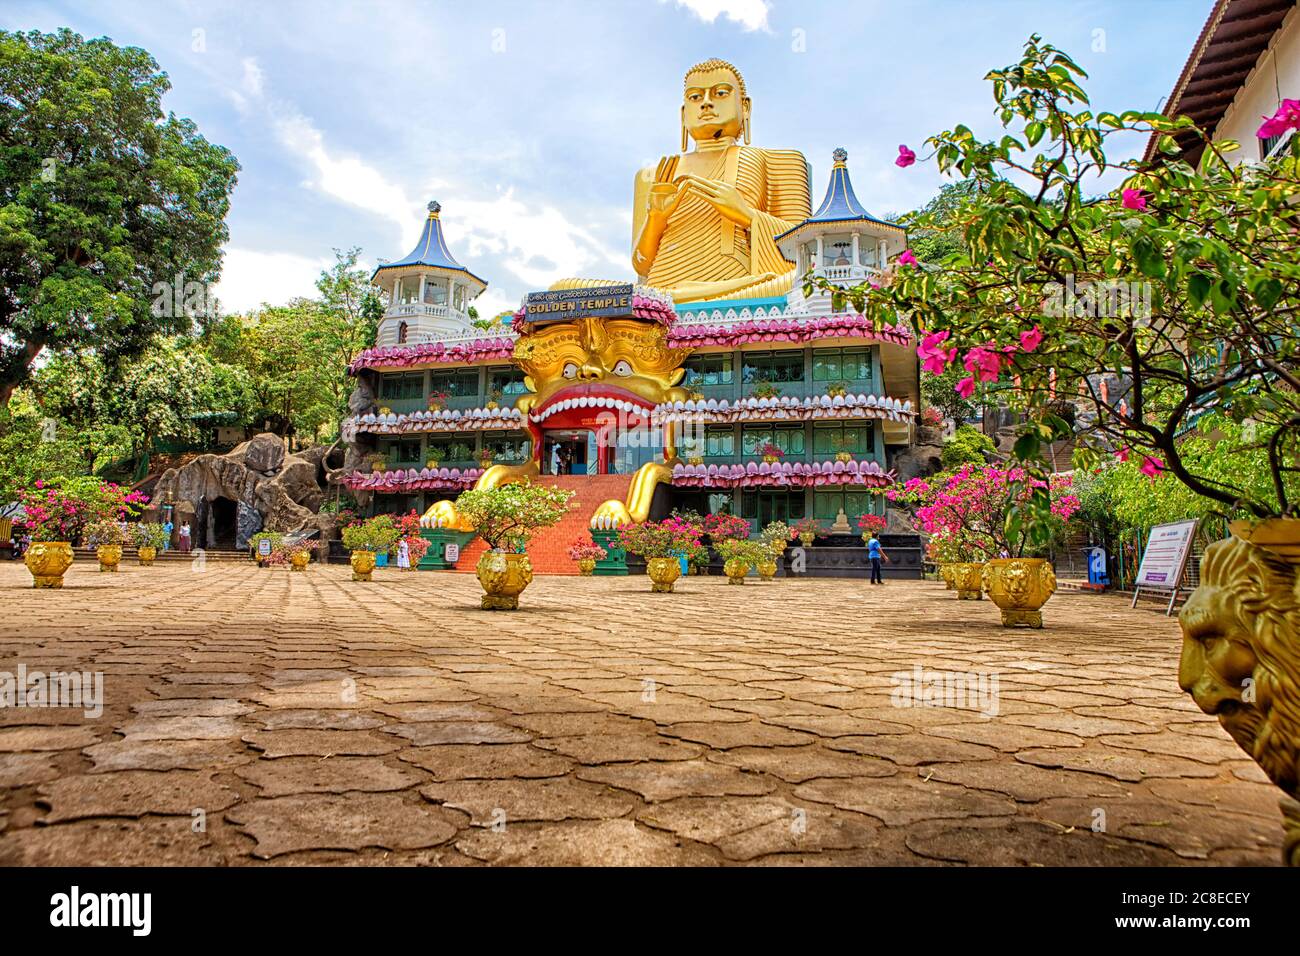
[{"left": 3, "top": 0, "right": 1210, "bottom": 317}]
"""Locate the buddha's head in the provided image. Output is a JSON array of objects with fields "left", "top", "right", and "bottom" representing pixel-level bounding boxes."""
[
  {"left": 1178, "top": 535, "right": 1300, "bottom": 800},
  {"left": 682, "top": 58, "right": 750, "bottom": 148}
]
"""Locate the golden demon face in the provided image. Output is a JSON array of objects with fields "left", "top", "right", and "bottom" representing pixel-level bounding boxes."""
[
  {"left": 511, "top": 316, "right": 690, "bottom": 429},
  {"left": 1178, "top": 536, "right": 1300, "bottom": 798}
]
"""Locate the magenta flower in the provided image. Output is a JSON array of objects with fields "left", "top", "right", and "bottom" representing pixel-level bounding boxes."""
[
  {"left": 963, "top": 346, "right": 1002, "bottom": 383},
  {"left": 955, "top": 376, "right": 976, "bottom": 399},
  {"left": 1121, "top": 188, "right": 1147, "bottom": 211},
  {"left": 1140, "top": 455, "right": 1165, "bottom": 478},
  {"left": 898, "top": 249, "right": 918, "bottom": 267},
  {"left": 1257, "top": 99, "right": 1300, "bottom": 140},
  {"left": 1117, "top": 447, "right": 1130, "bottom": 463},
  {"left": 1019, "top": 326, "right": 1043, "bottom": 352},
  {"left": 895, "top": 144, "right": 916, "bottom": 168}
]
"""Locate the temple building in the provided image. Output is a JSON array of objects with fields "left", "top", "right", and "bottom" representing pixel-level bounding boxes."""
[{"left": 341, "top": 59, "right": 922, "bottom": 574}]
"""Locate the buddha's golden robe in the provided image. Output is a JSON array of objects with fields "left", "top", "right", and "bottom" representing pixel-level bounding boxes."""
[{"left": 633, "top": 145, "right": 811, "bottom": 303}]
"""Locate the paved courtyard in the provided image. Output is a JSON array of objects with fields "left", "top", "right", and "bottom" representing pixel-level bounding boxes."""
[{"left": 0, "top": 560, "right": 1284, "bottom": 866}]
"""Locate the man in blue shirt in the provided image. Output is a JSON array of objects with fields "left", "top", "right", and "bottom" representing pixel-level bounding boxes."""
[{"left": 867, "top": 533, "right": 889, "bottom": 585}]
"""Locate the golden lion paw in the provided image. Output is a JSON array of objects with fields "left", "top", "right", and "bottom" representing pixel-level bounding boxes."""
[
  {"left": 421, "top": 499, "right": 472, "bottom": 532},
  {"left": 590, "top": 499, "right": 633, "bottom": 530}
]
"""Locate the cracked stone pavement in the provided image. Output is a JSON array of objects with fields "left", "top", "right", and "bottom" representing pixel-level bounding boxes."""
[{"left": 0, "top": 562, "right": 1285, "bottom": 865}]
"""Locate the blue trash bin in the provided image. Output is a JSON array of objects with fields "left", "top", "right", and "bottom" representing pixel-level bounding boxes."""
[
  {"left": 375, "top": 551, "right": 389, "bottom": 568},
  {"left": 670, "top": 550, "right": 689, "bottom": 576}
]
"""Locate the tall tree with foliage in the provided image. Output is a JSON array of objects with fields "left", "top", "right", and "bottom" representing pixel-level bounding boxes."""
[{"left": 0, "top": 28, "right": 239, "bottom": 405}]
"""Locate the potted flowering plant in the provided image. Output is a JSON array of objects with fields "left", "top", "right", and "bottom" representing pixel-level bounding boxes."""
[
  {"left": 749, "top": 380, "right": 781, "bottom": 399},
  {"left": 427, "top": 389, "right": 450, "bottom": 411},
  {"left": 390, "top": 511, "right": 428, "bottom": 571},
  {"left": 759, "top": 520, "right": 791, "bottom": 556},
  {"left": 831, "top": 433, "right": 856, "bottom": 464},
  {"left": 248, "top": 531, "right": 285, "bottom": 567},
  {"left": 702, "top": 512, "right": 750, "bottom": 545},
  {"left": 668, "top": 509, "right": 709, "bottom": 573},
  {"left": 282, "top": 539, "right": 323, "bottom": 572},
  {"left": 568, "top": 536, "right": 608, "bottom": 576},
  {"left": 130, "top": 522, "right": 169, "bottom": 565},
  {"left": 757, "top": 442, "right": 785, "bottom": 465},
  {"left": 826, "top": 380, "right": 851, "bottom": 399},
  {"left": 455, "top": 483, "right": 574, "bottom": 608},
  {"left": 18, "top": 477, "right": 141, "bottom": 588},
  {"left": 341, "top": 516, "right": 401, "bottom": 581},
  {"left": 856, "top": 513, "right": 887, "bottom": 544},
  {"left": 791, "top": 517, "right": 824, "bottom": 547},
  {"left": 715, "top": 537, "right": 769, "bottom": 584},
  {"left": 616, "top": 518, "right": 702, "bottom": 593},
  {"left": 87, "top": 518, "right": 127, "bottom": 572}
]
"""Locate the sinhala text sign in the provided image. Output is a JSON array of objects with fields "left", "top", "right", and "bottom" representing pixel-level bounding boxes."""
[{"left": 1132, "top": 518, "right": 1199, "bottom": 615}]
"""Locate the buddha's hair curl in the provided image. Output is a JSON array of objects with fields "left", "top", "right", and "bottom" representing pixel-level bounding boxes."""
[{"left": 684, "top": 59, "right": 748, "bottom": 99}]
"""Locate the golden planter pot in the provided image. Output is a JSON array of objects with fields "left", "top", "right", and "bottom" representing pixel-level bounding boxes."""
[
  {"left": 97, "top": 544, "right": 122, "bottom": 573},
  {"left": 137, "top": 546, "right": 156, "bottom": 566},
  {"left": 724, "top": 558, "right": 749, "bottom": 584},
  {"left": 645, "top": 556, "right": 681, "bottom": 593},
  {"left": 290, "top": 551, "right": 310, "bottom": 572},
  {"left": 769, "top": 538, "right": 787, "bottom": 555},
  {"left": 836, "top": 451, "right": 853, "bottom": 463},
  {"left": 577, "top": 558, "right": 596, "bottom": 576},
  {"left": 350, "top": 550, "right": 376, "bottom": 581},
  {"left": 1179, "top": 517, "right": 1300, "bottom": 866},
  {"left": 476, "top": 551, "right": 533, "bottom": 610},
  {"left": 798, "top": 532, "right": 814, "bottom": 547},
  {"left": 756, "top": 558, "right": 778, "bottom": 581},
  {"left": 938, "top": 564, "right": 956, "bottom": 590},
  {"left": 762, "top": 455, "right": 781, "bottom": 465},
  {"left": 25, "top": 542, "right": 73, "bottom": 589},
  {"left": 950, "top": 562, "right": 985, "bottom": 600},
  {"left": 982, "top": 558, "right": 1057, "bottom": 627}
]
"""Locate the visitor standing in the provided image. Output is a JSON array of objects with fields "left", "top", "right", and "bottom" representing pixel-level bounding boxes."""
[
  {"left": 162, "top": 519, "right": 174, "bottom": 551},
  {"left": 179, "top": 522, "right": 191, "bottom": 554},
  {"left": 867, "top": 532, "right": 889, "bottom": 585},
  {"left": 396, "top": 537, "right": 410, "bottom": 571}
]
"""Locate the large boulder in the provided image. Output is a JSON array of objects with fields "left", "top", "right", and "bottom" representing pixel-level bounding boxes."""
[{"left": 242, "top": 433, "right": 286, "bottom": 474}]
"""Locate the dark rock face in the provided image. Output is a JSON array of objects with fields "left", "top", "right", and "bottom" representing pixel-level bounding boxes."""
[
  {"left": 236, "top": 502, "right": 262, "bottom": 550},
  {"left": 151, "top": 433, "right": 328, "bottom": 547}
]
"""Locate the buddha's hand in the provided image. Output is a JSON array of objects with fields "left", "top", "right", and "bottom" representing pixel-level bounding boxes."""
[
  {"left": 647, "top": 156, "right": 686, "bottom": 219},
  {"left": 677, "top": 174, "right": 754, "bottom": 229}
]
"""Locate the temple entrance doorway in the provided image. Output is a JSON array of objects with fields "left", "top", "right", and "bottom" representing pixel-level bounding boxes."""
[{"left": 210, "top": 496, "right": 238, "bottom": 549}]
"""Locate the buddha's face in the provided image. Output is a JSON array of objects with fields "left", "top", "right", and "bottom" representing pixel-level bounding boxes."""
[{"left": 683, "top": 67, "right": 746, "bottom": 144}]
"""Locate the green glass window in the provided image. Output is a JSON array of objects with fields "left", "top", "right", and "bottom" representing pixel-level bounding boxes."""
[
  {"left": 429, "top": 368, "right": 481, "bottom": 398},
  {"left": 740, "top": 490, "right": 807, "bottom": 525},
  {"left": 379, "top": 372, "right": 424, "bottom": 400},
  {"left": 683, "top": 353, "right": 734, "bottom": 387},
  {"left": 813, "top": 491, "right": 879, "bottom": 523},
  {"left": 741, "top": 350, "right": 804, "bottom": 384},
  {"left": 703, "top": 426, "right": 735, "bottom": 458},
  {"left": 741, "top": 423, "right": 805, "bottom": 456},
  {"left": 427, "top": 438, "right": 475, "bottom": 463},
  {"left": 812, "top": 423, "right": 873, "bottom": 457},
  {"left": 812, "top": 347, "right": 873, "bottom": 383},
  {"left": 487, "top": 366, "right": 528, "bottom": 397},
  {"left": 482, "top": 431, "right": 530, "bottom": 463},
  {"left": 383, "top": 439, "right": 422, "bottom": 463}
]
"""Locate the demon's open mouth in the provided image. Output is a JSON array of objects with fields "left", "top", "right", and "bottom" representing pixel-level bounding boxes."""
[{"left": 529, "top": 383, "right": 657, "bottom": 425}]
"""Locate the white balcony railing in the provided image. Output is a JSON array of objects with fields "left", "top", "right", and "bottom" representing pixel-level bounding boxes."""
[
  {"left": 815, "top": 264, "right": 881, "bottom": 283},
  {"left": 384, "top": 302, "right": 466, "bottom": 322}
]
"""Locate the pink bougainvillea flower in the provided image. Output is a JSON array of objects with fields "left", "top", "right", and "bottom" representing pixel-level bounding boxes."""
[
  {"left": 1117, "top": 447, "right": 1130, "bottom": 462},
  {"left": 1257, "top": 98, "right": 1300, "bottom": 139},
  {"left": 1140, "top": 455, "right": 1165, "bottom": 478},
  {"left": 963, "top": 346, "right": 1002, "bottom": 383},
  {"left": 1019, "top": 326, "right": 1043, "bottom": 352},
  {"left": 898, "top": 249, "right": 918, "bottom": 267},
  {"left": 1121, "top": 188, "right": 1147, "bottom": 211},
  {"left": 955, "top": 376, "right": 976, "bottom": 399},
  {"left": 895, "top": 144, "right": 916, "bottom": 168}
]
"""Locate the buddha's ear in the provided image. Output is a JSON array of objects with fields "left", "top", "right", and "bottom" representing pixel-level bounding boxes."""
[
  {"left": 680, "top": 105, "right": 688, "bottom": 153},
  {"left": 741, "top": 97, "right": 752, "bottom": 145}
]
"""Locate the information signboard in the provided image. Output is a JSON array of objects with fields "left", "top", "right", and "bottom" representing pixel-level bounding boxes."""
[{"left": 1132, "top": 518, "right": 1199, "bottom": 615}]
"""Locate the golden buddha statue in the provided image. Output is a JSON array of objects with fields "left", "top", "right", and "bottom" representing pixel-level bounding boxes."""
[{"left": 556, "top": 59, "right": 811, "bottom": 303}]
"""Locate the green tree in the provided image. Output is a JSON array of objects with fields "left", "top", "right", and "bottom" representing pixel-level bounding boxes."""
[
  {"left": 0, "top": 28, "right": 239, "bottom": 405},
  {"left": 941, "top": 424, "right": 997, "bottom": 469}
]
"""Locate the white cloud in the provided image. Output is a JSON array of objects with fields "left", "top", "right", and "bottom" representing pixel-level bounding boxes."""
[
  {"left": 665, "top": 0, "right": 771, "bottom": 32},
  {"left": 213, "top": 248, "right": 332, "bottom": 314}
]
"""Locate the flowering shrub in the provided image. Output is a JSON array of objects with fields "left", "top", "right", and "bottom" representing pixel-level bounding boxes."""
[
  {"left": 759, "top": 520, "right": 790, "bottom": 548},
  {"left": 397, "top": 535, "right": 429, "bottom": 564},
  {"left": 749, "top": 381, "right": 781, "bottom": 399},
  {"left": 890, "top": 466, "right": 1081, "bottom": 559},
  {"left": 18, "top": 477, "right": 147, "bottom": 542},
  {"left": 790, "top": 517, "right": 825, "bottom": 539},
  {"left": 702, "top": 512, "right": 750, "bottom": 543},
  {"left": 248, "top": 531, "right": 286, "bottom": 558},
  {"left": 757, "top": 442, "right": 785, "bottom": 461},
  {"left": 715, "top": 538, "right": 768, "bottom": 566},
  {"left": 130, "top": 522, "right": 169, "bottom": 550},
  {"left": 616, "top": 518, "right": 702, "bottom": 559},
  {"left": 811, "top": 34, "right": 1300, "bottom": 527},
  {"left": 856, "top": 513, "right": 887, "bottom": 535},
  {"left": 341, "top": 515, "right": 401, "bottom": 553},
  {"left": 86, "top": 519, "right": 126, "bottom": 547},
  {"left": 920, "top": 406, "right": 944, "bottom": 427},
  {"left": 455, "top": 483, "right": 573, "bottom": 552},
  {"left": 568, "top": 536, "right": 608, "bottom": 562}
]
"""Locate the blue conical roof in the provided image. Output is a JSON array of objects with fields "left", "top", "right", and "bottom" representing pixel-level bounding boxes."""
[
  {"left": 371, "top": 201, "right": 487, "bottom": 286},
  {"left": 775, "top": 149, "right": 902, "bottom": 242}
]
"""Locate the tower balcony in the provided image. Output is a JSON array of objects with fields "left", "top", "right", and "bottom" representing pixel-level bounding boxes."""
[{"left": 384, "top": 302, "right": 470, "bottom": 324}]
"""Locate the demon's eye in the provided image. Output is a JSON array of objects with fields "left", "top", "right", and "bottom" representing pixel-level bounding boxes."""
[
  {"left": 562, "top": 362, "right": 579, "bottom": 379},
  {"left": 612, "top": 360, "right": 633, "bottom": 376}
]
